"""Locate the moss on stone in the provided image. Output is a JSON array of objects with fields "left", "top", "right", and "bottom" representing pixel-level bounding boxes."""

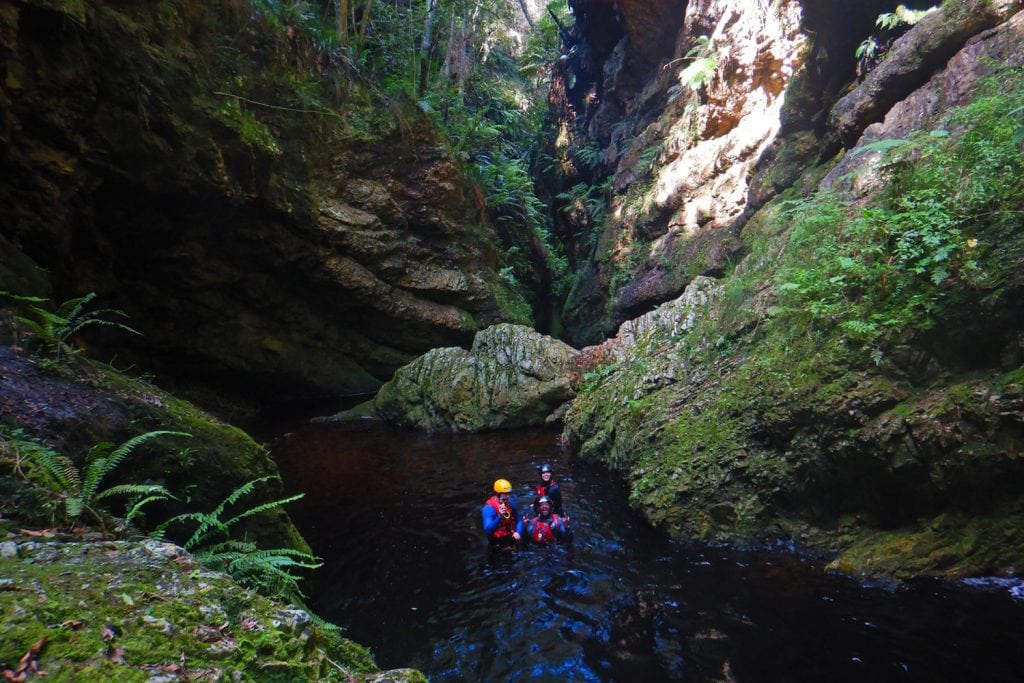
[
  {"left": 827, "top": 505, "right": 1024, "bottom": 579},
  {"left": 0, "top": 539, "right": 421, "bottom": 681}
]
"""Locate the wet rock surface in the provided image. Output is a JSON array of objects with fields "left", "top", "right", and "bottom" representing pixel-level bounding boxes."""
[{"left": 561, "top": 5, "right": 1024, "bottom": 579}]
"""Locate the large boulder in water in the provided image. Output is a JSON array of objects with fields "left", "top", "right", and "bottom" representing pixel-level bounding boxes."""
[{"left": 373, "top": 324, "right": 579, "bottom": 432}]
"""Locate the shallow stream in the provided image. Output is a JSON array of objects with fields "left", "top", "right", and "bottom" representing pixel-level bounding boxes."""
[{"left": 273, "top": 424, "right": 1024, "bottom": 682}]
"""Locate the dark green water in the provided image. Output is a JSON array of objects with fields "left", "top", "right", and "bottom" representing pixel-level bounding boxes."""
[{"left": 273, "top": 423, "right": 1024, "bottom": 682}]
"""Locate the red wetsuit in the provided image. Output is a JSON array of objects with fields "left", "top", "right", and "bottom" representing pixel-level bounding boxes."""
[{"left": 484, "top": 495, "right": 519, "bottom": 543}]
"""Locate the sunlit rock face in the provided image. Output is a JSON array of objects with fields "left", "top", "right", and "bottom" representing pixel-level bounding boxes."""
[
  {"left": 827, "top": 0, "right": 1021, "bottom": 149},
  {"left": 0, "top": 0, "right": 524, "bottom": 418},
  {"left": 553, "top": 0, "right": 923, "bottom": 344},
  {"left": 374, "top": 324, "right": 579, "bottom": 432}
]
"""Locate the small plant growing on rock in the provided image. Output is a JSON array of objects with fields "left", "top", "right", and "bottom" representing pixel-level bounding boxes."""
[
  {"left": 676, "top": 36, "right": 718, "bottom": 93},
  {"left": 855, "top": 5, "right": 938, "bottom": 77},
  {"left": 4, "top": 428, "right": 184, "bottom": 530},
  {"left": 2, "top": 291, "right": 140, "bottom": 364},
  {"left": 158, "top": 476, "right": 322, "bottom": 606}
]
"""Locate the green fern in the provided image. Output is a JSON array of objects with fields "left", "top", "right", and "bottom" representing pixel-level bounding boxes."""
[
  {"left": 195, "top": 540, "right": 322, "bottom": 605},
  {"left": 19, "top": 429, "right": 184, "bottom": 527},
  {"left": 5, "top": 291, "right": 141, "bottom": 362},
  {"left": 676, "top": 36, "right": 718, "bottom": 92},
  {"left": 163, "top": 476, "right": 302, "bottom": 550},
  {"left": 158, "top": 477, "right": 320, "bottom": 605},
  {"left": 679, "top": 56, "right": 718, "bottom": 92}
]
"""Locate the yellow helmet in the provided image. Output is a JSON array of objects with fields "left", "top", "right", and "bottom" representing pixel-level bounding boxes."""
[{"left": 493, "top": 478, "right": 512, "bottom": 493}]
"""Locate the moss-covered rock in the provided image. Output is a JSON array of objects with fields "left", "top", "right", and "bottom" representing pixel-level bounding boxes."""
[
  {"left": 0, "top": 538, "right": 425, "bottom": 682},
  {"left": 372, "top": 323, "right": 579, "bottom": 432},
  {"left": 0, "top": 342, "right": 305, "bottom": 552},
  {"left": 563, "top": 15, "right": 1024, "bottom": 580}
]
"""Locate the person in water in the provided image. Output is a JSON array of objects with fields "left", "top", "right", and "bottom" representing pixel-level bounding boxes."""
[
  {"left": 481, "top": 478, "right": 522, "bottom": 547},
  {"left": 533, "top": 463, "right": 564, "bottom": 516},
  {"left": 525, "top": 496, "right": 571, "bottom": 545}
]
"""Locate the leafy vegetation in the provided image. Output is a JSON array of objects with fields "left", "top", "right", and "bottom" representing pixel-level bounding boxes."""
[
  {"left": 214, "top": 94, "right": 283, "bottom": 155},
  {"left": 2, "top": 427, "right": 185, "bottom": 530},
  {"left": 562, "top": 62, "right": 1024, "bottom": 579},
  {"left": 677, "top": 36, "right": 718, "bottom": 92},
  {"left": 238, "top": 0, "right": 570, "bottom": 315},
  {"left": 856, "top": 4, "right": 938, "bottom": 61},
  {"left": 157, "top": 476, "right": 321, "bottom": 607},
  {"left": 1, "top": 291, "right": 139, "bottom": 364},
  {"left": 774, "top": 71, "right": 1024, "bottom": 351}
]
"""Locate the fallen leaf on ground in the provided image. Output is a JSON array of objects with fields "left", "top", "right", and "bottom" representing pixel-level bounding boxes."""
[
  {"left": 1, "top": 638, "right": 47, "bottom": 681},
  {"left": 18, "top": 529, "right": 54, "bottom": 538}
]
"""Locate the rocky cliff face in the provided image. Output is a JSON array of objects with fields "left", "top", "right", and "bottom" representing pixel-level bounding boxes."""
[
  {"left": 549, "top": 0, "right": 970, "bottom": 345},
  {"left": 561, "top": 1, "right": 1024, "bottom": 579},
  {"left": 0, "top": 0, "right": 527, "bottom": 418}
]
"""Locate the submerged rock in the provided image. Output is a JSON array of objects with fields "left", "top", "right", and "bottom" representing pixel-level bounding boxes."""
[{"left": 371, "top": 324, "right": 579, "bottom": 432}]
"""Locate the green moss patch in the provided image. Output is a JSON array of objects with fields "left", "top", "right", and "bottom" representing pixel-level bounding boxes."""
[{"left": 0, "top": 539, "right": 423, "bottom": 682}]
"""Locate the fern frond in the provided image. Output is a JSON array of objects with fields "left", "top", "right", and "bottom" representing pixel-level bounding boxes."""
[
  {"left": 104, "top": 431, "right": 190, "bottom": 478},
  {"left": 83, "top": 431, "right": 189, "bottom": 501},
  {"left": 81, "top": 454, "right": 110, "bottom": 502},
  {"left": 199, "top": 539, "right": 259, "bottom": 555},
  {"left": 18, "top": 440, "right": 71, "bottom": 489},
  {"left": 221, "top": 492, "right": 305, "bottom": 530},
  {"left": 15, "top": 316, "right": 50, "bottom": 339},
  {"left": 182, "top": 515, "right": 231, "bottom": 550},
  {"left": 124, "top": 493, "right": 173, "bottom": 526},
  {"left": 219, "top": 476, "right": 275, "bottom": 511},
  {"left": 201, "top": 547, "right": 322, "bottom": 602},
  {"left": 153, "top": 510, "right": 208, "bottom": 539},
  {"left": 95, "top": 483, "right": 173, "bottom": 501},
  {"left": 65, "top": 495, "right": 84, "bottom": 519},
  {"left": 63, "top": 311, "right": 141, "bottom": 339},
  {"left": 174, "top": 476, "right": 276, "bottom": 548},
  {"left": 54, "top": 292, "right": 95, "bottom": 324},
  {"left": 850, "top": 138, "right": 915, "bottom": 157},
  {"left": 0, "top": 291, "right": 48, "bottom": 305},
  {"left": 57, "top": 456, "right": 82, "bottom": 491},
  {"left": 161, "top": 476, "right": 318, "bottom": 603}
]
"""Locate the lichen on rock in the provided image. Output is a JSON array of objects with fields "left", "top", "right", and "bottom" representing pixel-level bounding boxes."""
[{"left": 371, "top": 323, "right": 580, "bottom": 432}]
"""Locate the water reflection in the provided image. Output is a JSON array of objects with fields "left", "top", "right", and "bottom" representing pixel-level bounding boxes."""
[{"left": 273, "top": 424, "right": 1024, "bottom": 682}]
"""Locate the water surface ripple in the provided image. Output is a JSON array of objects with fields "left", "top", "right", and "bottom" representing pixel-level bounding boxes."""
[{"left": 273, "top": 424, "right": 1024, "bottom": 682}]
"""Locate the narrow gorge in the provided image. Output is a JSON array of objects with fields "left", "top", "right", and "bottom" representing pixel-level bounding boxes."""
[{"left": 2, "top": 0, "right": 1023, "bottom": 680}]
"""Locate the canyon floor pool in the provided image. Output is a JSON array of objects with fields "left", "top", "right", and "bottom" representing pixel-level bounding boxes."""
[{"left": 273, "top": 424, "right": 1024, "bottom": 682}]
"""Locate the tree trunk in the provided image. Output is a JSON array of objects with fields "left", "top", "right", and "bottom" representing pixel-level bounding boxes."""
[
  {"left": 355, "top": 0, "right": 375, "bottom": 57},
  {"left": 443, "top": 2, "right": 458, "bottom": 81},
  {"left": 457, "top": 1, "right": 472, "bottom": 104},
  {"left": 516, "top": 0, "right": 534, "bottom": 28},
  {"left": 336, "top": 0, "right": 350, "bottom": 49},
  {"left": 418, "top": 0, "right": 440, "bottom": 97}
]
